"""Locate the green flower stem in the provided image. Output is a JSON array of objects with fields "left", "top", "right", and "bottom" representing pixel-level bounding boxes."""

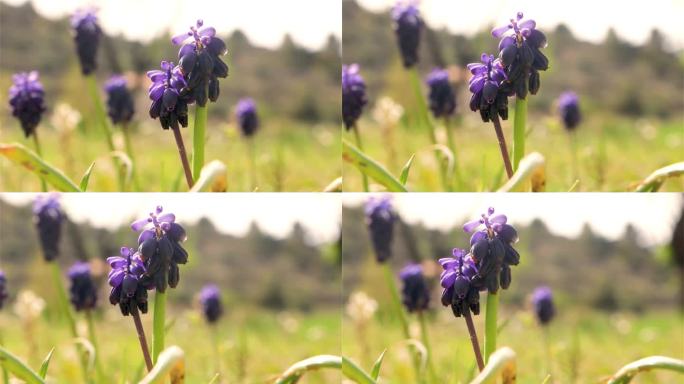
[
  {"left": 512, "top": 98, "right": 527, "bottom": 171},
  {"left": 31, "top": 132, "right": 47, "bottom": 192},
  {"left": 247, "top": 137, "right": 257, "bottom": 191},
  {"left": 86, "top": 310, "right": 105, "bottom": 382},
  {"left": 491, "top": 115, "right": 514, "bottom": 179},
  {"left": 463, "top": 310, "right": 485, "bottom": 371},
  {"left": 210, "top": 326, "right": 221, "bottom": 376},
  {"left": 542, "top": 326, "right": 553, "bottom": 380},
  {"left": 569, "top": 131, "right": 579, "bottom": 182},
  {"left": 132, "top": 307, "right": 154, "bottom": 372},
  {"left": 121, "top": 123, "right": 140, "bottom": 191},
  {"left": 0, "top": 331, "right": 9, "bottom": 384},
  {"left": 352, "top": 124, "right": 369, "bottom": 192},
  {"left": 192, "top": 105, "right": 208, "bottom": 181},
  {"left": 483, "top": 292, "right": 499, "bottom": 364},
  {"left": 171, "top": 124, "right": 194, "bottom": 189},
  {"left": 418, "top": 311, "right": 438, "bottom": 383},
  {"left": 85, "top": 75, "right": 124, "bottom": 190},
  {"left": 444, "top": 117, "right": 462, "bottom": 190},
  {"left": 408, "top": 68, "right": 449, "bottom": 191},
  {"left": 151, "top": 291, "right": 166, "bottom": 364}
]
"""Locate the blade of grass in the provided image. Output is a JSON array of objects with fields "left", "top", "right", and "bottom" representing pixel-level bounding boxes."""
[
  {"left": 0, "top": 143, "right": 80, "bottom": 191},
  {"left": 469, "top": 347, "right": 516, "bottom": 384},
  {"left": 189, "top": 160, "right": 227, "bottom": 192},
  {"left": 342, "top": 140, "right": 407, "bottom": 192},
  {"left": 370, "top": 350, "right": 386, "bottom": 380},
  {"left": 38, "top": 348, "right": 54, "bottom": 379},
  {"left": 497, "top": 152, "right": 545, "bottom": 192},
  {"left": 635, "top": 162, "right": 684, "bottom": 192},
  {"left": 275, "top": 355, "right": 342, "bottom": 384},
  {"left": 512, "top": 98, "right": 527, "bottom": 171},
  {"left": 79, "top": 162, "right": 95, "bottom": 192},
  {"left": 342, "top": 357, "right": 376, "bottom": 384},
  {"left": 138, "top": 345, "right": 185, "bottom": 384},
  {"left": 607, "top": 356, "right": 684, "bottom": 384},
  {"left": 399, "top": 155, "right": 415, "bottom": 185},
  {"left": 192, "top": 105, "right": 208, "bottom": 181},
  {"left": 0, "top": 346, "right": 45, "bottom": 384}
]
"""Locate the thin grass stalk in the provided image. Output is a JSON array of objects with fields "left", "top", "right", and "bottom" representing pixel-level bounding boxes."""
[
  {"left": 512, "top": 98, "right": 527, "bottom": 171},
  {"left": 152, "top": 291, "right": 166, "bottom": 364},
  {"left": 192, "top": 105, "right": 208, "bottom": 181},
  {"left": 121, "top": 123, "right": 140, "bottom": 191},
  {"left": 85, "top": 311, "right": 105, "bottom": 382},
  {"left": 31, "top": 132, "right": 47, "bottom": 192},
  {"left": 247, "top": 137, "right": 257, "bottom": 191},
  {"left": 444, "top": 116, "right": 462, "bottom": 189},
  {"left": 418, "top": 310, "right": 438, "bottom": 383},
  {"left": 0, "top": 331, "right": 9, "bottom": 384},
  {"left": 352, "top": 124, "right": 369, "bottom": 191},
  {"left": 483, "top": 292, "right": 498, "bottom": 364},
  {"left": 210, "top": 326, "right": 221, "bottom": 378},
  {"left": 569, "top": 131, "right": 578, "bottom": 183}
]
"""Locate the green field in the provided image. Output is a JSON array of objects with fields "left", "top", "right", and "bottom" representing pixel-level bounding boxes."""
[
  {"left": 343, "top": 114, "right": 684, "bottom": 192},
  {"left": 0, "top": 308, "right": 341, "bottom": 383}
]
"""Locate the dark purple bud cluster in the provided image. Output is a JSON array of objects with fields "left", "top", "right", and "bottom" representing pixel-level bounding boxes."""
[
  {"left": 439, "top": 248, "right": 481, "bottom": 317},
  {"left": 104, "top": 75, "right": 135, "bottom": 125},
  {"left": 8, "top": 71, "right": 46, "bottom": 137},
  {"left": 199, "top": 284, "right": 223, "bottom": 324},
  {"left": 342, "top": 64, "right": 367, "bottom": 130},
  {"left": 467, "top": 54, "right": 509, "bottom": 122},
  {"left": 493, "top": 12, "right": 549, "bottom": 99},
  {"left": 33, "top": 194, "right": 64, "bottom": 262},
  {"left": 391, "top": 1, "right": 422, "bottom": 68},
  {"left": 172, "top": 20, "right": 229, "bottom": 107},
  {"left": 463, "top": 207, "right": 520, "bottom": 294},
  {"left": 558, "top": 91, "right": 581, "bottom": 131},
  {"left": 0, "top": 270, "right": 7, "bottom": 310},
  {"left": 531, "top": 286, "right": 555, "bottom": 325},
  {"left": 147, "top": 61, "right": 189, "bottom": 130},
  {"left": 131, "top": 206, "right": 189, "bottom": 293},
  {"left": 365, "top": 196, "right": 396, "bottom": 263},
  {"left": 425, "top": 68, "right": 456, "bottom": 118},
  {"left": 235, "top": 98, "right": 259, "bottom": 137},
  {"left": 71, "top": 9, "right": 102, "bottom": 75},
  {"left": 108, "top": 247, "right": 148, "bottom": 316},
  {"left": 399, "top": 263, "right": 430, "bottom": 312},
  {"left": 67, "top": 262, "right": 98, "bottom": 311}
]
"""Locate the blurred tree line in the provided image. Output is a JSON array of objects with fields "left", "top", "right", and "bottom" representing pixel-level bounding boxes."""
[
  {"left": 342, "top": 0, "right": 684, "bottom": 119},
  {"left": 0, "top": 199, "right": 341, "bottom": 312},
  {"left": 342, "top": 204, "right": 682, "bottom": 313},
  {"left": 0, "top": 2, "right": 341, "bottom": 127}
]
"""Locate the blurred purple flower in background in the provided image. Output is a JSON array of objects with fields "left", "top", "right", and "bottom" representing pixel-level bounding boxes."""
[
  {"left": 399, "top": 263, "right": 430, "bottom": 312},
  {"left": 104, "top": 75, "right": 135, "bottom": 125},
  {"left": 365, "top": 196, "right": 396, "bottom": 263},
  {"left": 33, "top": 194, "right": 64, "bottom": 262},
  {"left": 558, "top": 91, "right": 581, "bottom": 131},
  {"left": 71, "top": 9, "right": 102, "bottom": 75},
  {"left": 235, "top": 98, "right": 259, "bottom": 137},
  {"left": 199, "top": 284, "right": 223, "bottom": 324},
  {"left": 147, "top": 61, "right": 189, "bottom": 130},
  {"left": 531, "top": 286, "right": 556, "bottom": 325},
  {"left": 108, "top": 247, "right": 148, "bottom": 316},
  {"left": 8, "top": 71, "right": 46, "bottom": 137},
  {"left": 131, "top": 206, "right": 188, "bottom": 293},
  {"left": 0, "top": 270, "right": 7, "bottom": 310},
  {"left": 391, "top": 1, "right": 422, "bottom": 68},
  {"left": 342, "top": 64, "right": 368, "bottom": 130},
  {"left": 439, "top": 248, "right": 481, "bottom": 317},
  {"left": 467, "top": 54, "right": 509, "bottom": 122},
  {"left": 425, "top": 68, "right": 456, "bottom": 118},
  {"left": 67, "top": 262, "right": 98, "bottom": 311}
]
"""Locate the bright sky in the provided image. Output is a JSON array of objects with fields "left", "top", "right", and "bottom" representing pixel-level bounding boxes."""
[
  {"left": 1, "top": 193, "right": 341, "bottom": 244},
  {"left": 358, "top": 0, "right": 684, "bottom": 50},
  {"left": 1, "top": 0, "right": 342, "bottom": 50},
  {"left": 343, "top": 193, "right": 683, "bottom": 247}
]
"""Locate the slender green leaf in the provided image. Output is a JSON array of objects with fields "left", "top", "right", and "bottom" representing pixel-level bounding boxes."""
[
  {"left": 275, "top": 355, "right": 342, "bottom": 384},
  {"left": 38, "top": 348, "right": 55, "bottom": 379},
  {"left": 469, "top": 347, "right": 517, "bottom": 384},
  {"left": 399, "top": 155, "right": 415, "bottom": 185},
  {"left": 111, "top": 151, "right": 133, "bottom": 189},
  {"left": 0, "top": 143, "right": 80, "bottom": 191},
  {"left": 370, "top": 349, "right": 386, "bottom": 380},
  {"left": 207, "top": 373, "right": 220, "bottom": 384},
  {"left": 79, "top": 162, "right": 95, "bottom": 191},
  {"left": 73, "top": 337, "right": 96, "bottom": 374},
  {"left": 497, "top": 152, "right": 545, "bottom": 192},
  {"left": 323, "top": 177, "right": 343, "bottom": 192},
  {"left": 138, "top": 345, "right": 185, "bottom": 384},
  {"left": 606, "top": 356, "right": 684, "bottom": 384},
  {"left": 0, "top": 346, "right": 46, "bottom": 384},
  {"left": 635, "top": 162, "right": 684, "bottom": 192},
  {"left": 190, "top": 160, "right": 227, "bottom": 192},
  {"left": 342, "top": 140, "right": 407, "bottom": 192},
  {"left": 342, "top": 356, "right": 376, "bottom": 384}
]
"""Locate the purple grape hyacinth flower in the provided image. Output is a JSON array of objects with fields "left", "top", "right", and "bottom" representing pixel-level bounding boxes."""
[
  {"left": 8, "top": 71, "right": 46, "bottom": 137},
  {"left": 391, "top": 1, "right": 423, "bottom": 68},
  {"left": 468, "top": 54, "right": 509, "bottom": 123},
  {"left": 365, "top": 196, "right": 396, "bottom": 263},
  {"left": 462, "top": 207, "right": 520, "bottom": 294},
  {"left": 0, "top": 270, "right": 7, "bottom": 310},
  {"left": 147, "top": 61, "right": 189, "bottom": 130},
  {"left": 104, "top": 75, "right": 135, "bottom": 125},
  {"left": 235, "top": 98, "right": 259, "bottom": 137},
  {"left": 493, "top": 12, "right": 549, "bottom": 99},
  {"left": 67, "top": 262, "right": 98, "bottom": 311},
  {"left": 439, "top": 248, "right": 481, "bottom": 317},
  {"left": 131, "top": 206, "right": 188, "bottom": 293},
  {"left": 108, "top": 247, "right": 149, "bottom": 316},
  {"left": 558, "top": 91, "right": 581, "bottom": 131},
  {"left": 33, "top": 194, "right": 64, "bottom": 262},
  {"left": 425, "top": 68, "right": 456, "bottom": 118},
  {"left": 71, "top": 9, "right": 102, "bottom": 75},
  {"left": 531, "top": 286, "right": 555, "bottom": 325},
  {"left": 342, "top": 64, "right": 368, "bottom": 130},
  {"left": 199, "top": 284, "right": 223, "bottom": 324},
  {"left": 172, "top": 19, "right": 228, "bottom": 106},
  {"left": 399, "top": 263, "right": 430, "bottom": 312}
]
